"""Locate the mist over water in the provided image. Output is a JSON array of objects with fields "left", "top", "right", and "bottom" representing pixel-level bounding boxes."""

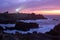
[{"left": 44, "top": 15, "right": 60, "bottom": 20}]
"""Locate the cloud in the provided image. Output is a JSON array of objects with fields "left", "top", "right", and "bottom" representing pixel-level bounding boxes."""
[{"left": 0, "top": 0, "right": 60, "bottom": 12}]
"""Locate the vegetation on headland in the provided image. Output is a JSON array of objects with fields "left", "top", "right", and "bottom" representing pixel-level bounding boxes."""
[{"left": 0, "top": 11, "right": 47, "bottom": 21}]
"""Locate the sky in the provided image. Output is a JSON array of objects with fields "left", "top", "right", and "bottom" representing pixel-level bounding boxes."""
[{"left": 0, "top": 0, "right": 60, "bottom": 15}]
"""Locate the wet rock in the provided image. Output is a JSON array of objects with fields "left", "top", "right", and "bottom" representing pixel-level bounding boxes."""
[
  {"left": 46, "top": 23, "right": 60, "bottom": 36},
  {"left": 0, "top": 26, "right": 3, "bottom": 30},
  {"left": 0, "top": 30, "right": 53, "bottom": 40},
  {"left": 15, "top": 22, "right": 38, "bottom": 31},
  {"left": 5, "top": 27, "right": 15, "bottom": 30}
]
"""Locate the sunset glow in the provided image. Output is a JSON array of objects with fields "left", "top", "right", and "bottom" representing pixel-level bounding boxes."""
[
  {"left": 37, "top": 10, "right": 60, "bottom": 15},
  {"left": 0, "top": 0, "right": 60, "bottom": 15},
  {"left": 20, "top": 10, "right": 60, "bottom": 15}
]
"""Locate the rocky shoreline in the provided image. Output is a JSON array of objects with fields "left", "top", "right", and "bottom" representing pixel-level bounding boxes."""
[
  {"left": 0, "top": 12, "right": 47, "bottom": 20},
  {"left": 0, "top": 30, "right": 52, "bottom": 40},
  {"left": 1, "top": 21, "right": 38, "bottom": 31},
  {"left": 0, "top": 23, "right": 60, "bottom": 40}
]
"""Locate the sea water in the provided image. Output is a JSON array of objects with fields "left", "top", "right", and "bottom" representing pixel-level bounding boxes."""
[{"left": 1, "top": 15, "right": 60, "bottom": 34}]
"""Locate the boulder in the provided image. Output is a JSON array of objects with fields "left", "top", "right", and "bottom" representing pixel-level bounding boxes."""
[
  {"left": 46, "top": 23, "right": 60, "bottom": 35},
  {"left": 15, "top": 22, "right": 38, "bottom": 31}
]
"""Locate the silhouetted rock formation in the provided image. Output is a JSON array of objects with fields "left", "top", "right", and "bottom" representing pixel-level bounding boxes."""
[
  {"left": 0, "top": 20, "right": 16, "bottom": 24},
  {"left": 46, "top": 23, "right": 60, "bottom": 36},
  {"left": 0, "top": 12, "right": 47, "bottom": 20},
  {"left": 45, "top": 23, "right": 60, "bottom": 40},
  {"left": 15, "top": 22, "right": 38, "bottom": 31}
]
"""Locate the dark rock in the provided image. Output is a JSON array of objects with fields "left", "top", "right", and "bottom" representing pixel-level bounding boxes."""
[
  {"left": 46, "top": 23, "right": 60, "bottom": 36},
  {"left": 0, "top": 20, "right": 16, "bottom": 24},
  {"left": 22, "top": 32, "right": 52, "bottom": 40},
  {"left": 5, "top": 27, "right": 15, "bottom": 30},
  {"left": 53, "top": 19, "right": 59, "bottom": 21},
  {"left": 45, "top": 23, "right": 60, "bottom": 40},
  {"left": 1, "top": 32, "right": 52, "bottom": 40},
  {"left": 0, "top": 26, "right": 3, "bottom": 30},
  {"left": 15, "top": 22, "right": 38, "bottom": 31},
  {"left": 0, "top": 12, "right": 47, "bottom": 20}
]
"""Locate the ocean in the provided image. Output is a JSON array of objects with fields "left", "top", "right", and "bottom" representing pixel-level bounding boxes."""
[{"left": 0, "top": 15, "right": 60, "bottom": 34}]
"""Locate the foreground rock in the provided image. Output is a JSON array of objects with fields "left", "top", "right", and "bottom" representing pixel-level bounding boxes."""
[
  {"left": 46, "top": 23, "right": 60, "bottom": 36},
  {"left": 0, "top": 31, "right": 52, "bottom": 40},
  {"left": 0, "top": 26, "right": 3, "bottom": 30},
  {"left": 5, "top": 22, "right": 38, "bottom": 31},
  {"left": 46, "top": 23, "right": 60, "bottom": 40},
  {"left": 15, "top": 22, "right": 38, "bottom": 31}
]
